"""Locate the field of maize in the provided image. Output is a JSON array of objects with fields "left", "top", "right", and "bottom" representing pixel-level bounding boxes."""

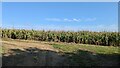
[{"left": 1, "top": 29, "right": 120, "bottom": 46}]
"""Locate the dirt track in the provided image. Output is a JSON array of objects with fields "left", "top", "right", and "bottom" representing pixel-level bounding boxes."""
[{"left": 2, "top": 40, "right": 66, "bottom": 66}]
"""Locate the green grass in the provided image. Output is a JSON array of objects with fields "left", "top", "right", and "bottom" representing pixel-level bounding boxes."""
[
  {"left": 0, "top": 46, "right": 2, "bottom": 56},
  {"left": 51, "top": 43, "right": 120, "bottom": 54},
  {"left": 52, "top": 44, "right": 79, "bottom": 53},
  {"left": 50, "top": 43, "right": 120, "bottom": 66}
]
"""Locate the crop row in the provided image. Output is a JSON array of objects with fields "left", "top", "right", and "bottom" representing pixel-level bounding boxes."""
[{"left": 1, "top": 29, "right": 120, "bottom": 46}]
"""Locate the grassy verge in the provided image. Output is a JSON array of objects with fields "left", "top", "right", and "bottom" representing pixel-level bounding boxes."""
[
  {"left": 0, "top": 46, "right": 2, "bottom": 53},
  {"left": 50, "top": 43, "right": 120, "bottom": 66},
  {"left": 51, "top": 43, "right": 120, "bottom": 54},
  {"left": 0, "top": 46, "right": 2, "bottom": 56}
]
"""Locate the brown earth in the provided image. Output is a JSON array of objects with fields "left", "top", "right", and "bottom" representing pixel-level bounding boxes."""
[{"left": 2, "top": 40, "right": 67, "bottom": 66}]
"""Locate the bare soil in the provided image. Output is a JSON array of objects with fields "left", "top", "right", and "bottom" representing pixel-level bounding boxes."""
[{"left": 2, "top": 40, "right": 66, "bottom": 66}]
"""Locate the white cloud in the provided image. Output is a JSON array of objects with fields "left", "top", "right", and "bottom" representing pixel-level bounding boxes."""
[
  {"left": 45, "top": 18, "right": 96, "bottom": 22},
  {"left": 64, "top": 18, "right": 72, "bottom": 22},
  {"left": 63, "top": 18, "right": 82, "bottom": 22},
  {"left": 45, "top": 18, "right": 61, "bottom": 21},
  {"left": 73, "top": 18, "right": 82, "bottom": 22}
]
